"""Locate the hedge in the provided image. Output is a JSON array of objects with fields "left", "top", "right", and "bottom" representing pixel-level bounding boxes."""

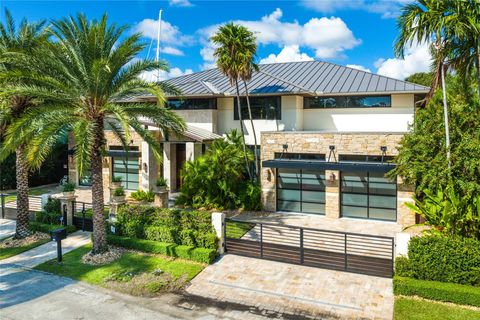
[
  {"left": 107, "top": 234, "right": 217, "bottom": 264},
  {"left": 29, "top": 222, "right": 77, "bottom": 234},
  {"left": 394, "top": 276, "right": 480, "bottom": 307},
  {"left": 396, "top": 235, "right": 480, "bottom": 286}
]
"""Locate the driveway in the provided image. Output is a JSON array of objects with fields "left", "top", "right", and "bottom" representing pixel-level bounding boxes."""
[{"left": 187, "top": 254, "right": 394, "bottom": 320}]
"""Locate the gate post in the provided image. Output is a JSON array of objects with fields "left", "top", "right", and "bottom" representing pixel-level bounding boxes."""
[
  {"left": 59, "top": 194, "right": 76, "bottom": 226},
  {"left": 212, "top": 212, "right": 225, "bottom": 254}
]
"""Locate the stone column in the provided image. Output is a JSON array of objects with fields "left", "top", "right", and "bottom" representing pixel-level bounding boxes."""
[
  {"left": 185, "top": 142, "right": 202, "bottom": 162},
  {"left": 141, "top": 141, "right": 158, "bottom": 190},
  {"left": 212, "top": 212, "right": 225, "bottom": 254},
  {"left": 325, "top": 170, "right": 340, "bottom": 219},
  {"left": 163, "top": 142, "right": 177, "bottom": 191},
  {"left": 108, "top": 197, "right": 127, "bottom": 235},
  {"left": 154, "top": 190, "right": 169, "bottom": 208},
  {"left": 59, "top": 195, "right": 77, "bottom": 226}
]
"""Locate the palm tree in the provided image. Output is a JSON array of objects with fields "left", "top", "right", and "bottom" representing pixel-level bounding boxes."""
[
  {"left": 211, "top": 23, "right": 256, "bottom": 179},
  {"left": 0, "top": 10, "right": 49, "bottom": 239},
  {"left": 0, "top": 14, "right": 186, "bottom": 253}
]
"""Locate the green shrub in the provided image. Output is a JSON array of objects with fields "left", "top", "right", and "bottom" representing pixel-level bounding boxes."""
[
  {"left": 397, "top": 235, "right": 480, "bottom": 286},
  {"left": 112, "top": 176, "right": 122, "bottom": 183},
  {"left": 195, "top": 232, "right": 218, "bottom": 250},
  {"left": 43, "top": 197, "right": 61, "bottom": 214},
  {"left": 29, "top": 222, "right": 76, "bottom": 234},
  {"left": 155, "top": 177, "right": 168, "bottom": 187},
  {"left": 130, "top": 189, "right": 155, "bottom": 202},
  {"left": 113, "top": 187, "right": 125, "bottom": 196},
  {"left": 394, "top": 276, "right": 480, "bottom": 307},
  {"left": 154, "top": 208, "right": 181, "bottom": 228},
  {"left": 115, "top": 205, "right": 156, "bottom": 238},
  {"left": 107, "top": 235, "right": 217, "bottom": 264},
  {"left": 239, "top": 181, "right": 263, "bottom": 211},
  {"left": 145, "top": 225, "right": 178, "bottom": 243},
  {"left": 395, "top": 256, "right": 414, "bottom": 278},
  {"left": 179, "top": 229, "right": 196, "bottom": 246},
  {"left": 35, "top": 211, "right": 62, "bottom": 224},
  {"left": 62, "top": 182, "right": 76, "bottom": 192}
]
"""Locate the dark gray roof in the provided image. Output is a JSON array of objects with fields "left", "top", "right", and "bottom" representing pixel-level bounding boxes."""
[{"left": 164, "top": 60, "right": 429, "bottom": 97}]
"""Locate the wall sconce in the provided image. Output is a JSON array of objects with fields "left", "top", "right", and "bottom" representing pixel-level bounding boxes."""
[
  {"left": 282, "top": 144, "right": 288, "bottom": 152},
  {"left": 329, "top": 172, "right": 336, "bottom": 182},
  {"left": 267, "top": 169, "right": 272, "bottom": 182},
  {"left": 380, "top": 146, "right": 387, "bottom": 152},
  {"left": 143, "top": 162, "right": 148, "bottom": 173},
  {"left": 328, "top": 145, "right": 337, "bottom": 162}
]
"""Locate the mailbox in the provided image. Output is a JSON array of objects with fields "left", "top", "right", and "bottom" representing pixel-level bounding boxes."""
[{"left": 50, "top": 228, "right": 67, "bottom": 242}]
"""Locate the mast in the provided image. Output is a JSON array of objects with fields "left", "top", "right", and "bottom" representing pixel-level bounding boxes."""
[{"left": 156, "top": 9, "right": 163, "bottom": 81}]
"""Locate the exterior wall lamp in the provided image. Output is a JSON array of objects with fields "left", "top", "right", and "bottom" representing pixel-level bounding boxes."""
[
  {"left": 329, "top": 172, "right": 336, "bottom": 182},
  {"left": 143, "top": 162, "right": 148, "bottom": 173}
]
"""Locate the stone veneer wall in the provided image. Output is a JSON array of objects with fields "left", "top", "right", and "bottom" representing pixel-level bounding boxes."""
[{"left": 260, "top": 132, "right": 416, "bottom": 229}]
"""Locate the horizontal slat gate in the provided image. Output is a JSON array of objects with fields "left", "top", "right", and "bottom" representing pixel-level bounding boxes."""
[
  {"left": 72, "top": 201, "right": 94, "bottom": 232},
  {"left": 225, "top": 219, "right": 394, "bottom": 278}
]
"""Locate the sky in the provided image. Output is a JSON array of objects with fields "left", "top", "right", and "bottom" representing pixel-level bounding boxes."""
[{"left": 1, "top": 0, "right": 432, "bottom": 81}]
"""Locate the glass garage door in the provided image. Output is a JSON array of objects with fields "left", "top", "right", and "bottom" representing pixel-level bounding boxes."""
[
  {"left": 112, "top": 156, "right": 139, "bottom": 190},
  {"left": 276, "top": 169, "right": 326, "bottom": 215},
  {"left": 340, "top": 171, "right": 397, "bottom": 221}
]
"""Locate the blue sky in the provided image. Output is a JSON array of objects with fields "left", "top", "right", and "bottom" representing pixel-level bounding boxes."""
[{"left": 1, "top": 0, "right": 431, "bottom": 80}]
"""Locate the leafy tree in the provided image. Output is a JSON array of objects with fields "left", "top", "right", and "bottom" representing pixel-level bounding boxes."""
[
  {"left": 405, "top": 72, "right": 434, "bottom": 87},
  {"left": 211, "top": 23, "right": 257, "bottom": 180},
  {"left": 177, "top": 129, "right": 261, "bottom": 211},
  {"left": 0, "top": 10, "right": 49, "bottom": 238},
  {"left": 0, "top": 14, "right": 185, "bottom": 253}
]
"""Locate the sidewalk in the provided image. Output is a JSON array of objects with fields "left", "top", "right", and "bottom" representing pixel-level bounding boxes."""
[
  {"left": 0, "top": 230, "right": 91, "bottom": 268},
  {"left": 0, "top": 219, "right": 16, "bottom": 239}
]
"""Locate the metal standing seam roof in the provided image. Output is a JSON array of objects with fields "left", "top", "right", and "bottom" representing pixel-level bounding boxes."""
[
  {"left": 139, "top": 119, "right": 222, "bottom": 142},
  {"left": 162, "top": 60, "right": 429, "bottom": 97}
]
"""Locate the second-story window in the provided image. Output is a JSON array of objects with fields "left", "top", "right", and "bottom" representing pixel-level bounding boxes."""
[
  {"left": 166, "top": 98, "right": 217, "bottom": 110},
  {"left": 234, "top": 96, "right": 281, "bottom": 120},
  {"left": 304, "top": 95, "right": 391, "bottom": 109}
]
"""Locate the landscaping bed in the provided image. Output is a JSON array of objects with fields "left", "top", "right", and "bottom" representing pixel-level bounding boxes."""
[
  {"left": 394, "top": 296, "right": 480, "bottom": 320},
  {"left": 0, "top": 232, "right": 50, "bottom": 260},
  {"left": 35, "top": 244, "right": 205, "bottom": 297}
]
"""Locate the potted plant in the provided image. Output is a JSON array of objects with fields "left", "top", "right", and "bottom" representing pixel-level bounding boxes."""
[
  {"left": 112, "top": 186, "right": 126, "bottom": 202},
  {"left": 155, "top": 177, "right": 168, "bottom": 192},
  {"left": 62, "top": 182, "right": 76, "bottom": 197},
  {"left": 111, "top": 176, "right": 122, "bottom": 188}
]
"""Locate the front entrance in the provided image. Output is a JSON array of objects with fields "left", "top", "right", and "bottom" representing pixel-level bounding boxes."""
[
  {"left": 225, "top": 218, "right": 394, "bottom": 278},
  {"left": 175, "top": 143, "right": 186, "bottom": 190}
]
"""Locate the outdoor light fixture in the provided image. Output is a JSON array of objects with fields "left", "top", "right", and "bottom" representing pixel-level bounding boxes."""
[
  {"left": 282, "top": 144, "right": 288, "bottom": 151},
  {"left": 143, "top": 163, "right": 148, "bottom": 173},
  {"left": 380, "top": 146, "right": 387, "bottom": 163},
  {"left": 328, "top": 145, "right": 337, "bottom": 162},
  {"left": 329, "top": 145, "right": 335, "bottom": 151},
  {"left": 329, "top": 172, "right": 336, "bottom": 182}
]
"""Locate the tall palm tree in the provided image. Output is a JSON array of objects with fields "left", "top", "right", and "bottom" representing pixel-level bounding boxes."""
[
  {"left": 0, "top": 14, "right": 186, "bottom": 253},
  {"left": 211, "top": 23, "right": 256, "bottom": 179},
  {"left": 0, "top": 10, "right": 49, "bottom": 239}
]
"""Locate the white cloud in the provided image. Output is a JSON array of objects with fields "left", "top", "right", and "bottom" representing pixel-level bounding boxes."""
[
  {"left": 375, "top": 44, "right": 431, "bottom": 80},
  {"left": 169, "top": 0, "right": 193, "bottom": 7},
  {"left": 140, "top": 67, "right": 193, "bottom": 82},
  {"left": 198, "top": 8, "right": 360, "bottom": 68},
  {"left": 162, "top": 46, "right": 184, "bottom": 56},
  {"left": 134, "top": 18, "right": 192, "bottom": 46},
  {"left": 301, "top": 0, "right": 413, "bottom": 19},
  {"left": 260, "top": 45, "right": 314, "bottom": 64},
  {"left": 346, "top": 64, "right": 372, "bottom": 73}
]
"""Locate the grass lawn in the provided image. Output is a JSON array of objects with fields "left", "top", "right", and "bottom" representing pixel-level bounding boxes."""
[
  {"left": 0, "top": 237, "right": 50, "bottom": 260},
  {"left": 4, "top": 187, "right": 51, "bottom": 203},
  {"left": 394, "top": 297, "right": 480, "bottom": 320},
  {"left": 226, "top": 221, "right": 255, "bottom": 239},
  {"left": 35, "top": 244, "right": 205, "bottom": 296}
]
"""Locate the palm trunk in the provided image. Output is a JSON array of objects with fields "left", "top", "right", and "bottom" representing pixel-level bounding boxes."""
[
  {"left": 14, "top": 144, "right": 31, "bottom": 239},
  {"left": 91, "top": 118, "right": 107, "bottom": 254},
  {"left": 476, "top": 36, "right": 480, "bottom": 101},
  {"left": 234, "top": 79, "right": 252, "bottom": 179},
  {"left": 243, "top": 81, "right": 259, "bottom": 181},
  {"left": 440, "top": 64, "right": 451, "bottom": 171}
]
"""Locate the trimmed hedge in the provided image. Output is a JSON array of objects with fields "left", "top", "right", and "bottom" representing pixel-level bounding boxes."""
[
  {"left": 107, "top": 234, "right": 217, "bottom": 264},
  {"left": 394, "top": 276, "right": 480, "bottom": 307},
  {"left": 396, "top": 235, "right": 480, "bottom": 286},
  {"left": 29, "top": 222, "right": 76, "bottom": 234}
]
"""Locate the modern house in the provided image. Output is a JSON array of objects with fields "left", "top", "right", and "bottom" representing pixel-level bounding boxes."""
[{"left": 68, "top": 60, "right": 428, "bottom": 229}]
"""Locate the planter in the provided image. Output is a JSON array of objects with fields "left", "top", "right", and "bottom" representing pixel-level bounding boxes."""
[
  {"left": 112, "top": 195, "right": 126, "bottom": 203},
  {"left": 110, "top": 182, "right": 122, "bottom": 189},
  {"left": 154, "top": 185, "right": 168, "bottom": 192},
  {"left": 62, "top": 191, "right": 75, "bottom": 197},
  {"left": 154, "top": 190, "right": 169, "bottom": 208}
]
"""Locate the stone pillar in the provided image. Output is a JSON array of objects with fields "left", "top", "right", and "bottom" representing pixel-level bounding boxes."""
[
  {"left": 185, "top": 142, "right": 202, "bottom": 162},
  {"left": 59, "top": 195, "right": 76, "bottom": 226},
  {"left": 108, "top": 198, "right": 127, "bottom": 234},
  {"left": 163, "top": 142, "right": 177, "bottom": 191},
  {"left": 395, "top": 233, "right": 411, "bottom": 257},
  {"left": 154, "top": 190, "right": 169, "bottom": 208},
  {"left": 325, "top": 170, "right": 340, "bottom": 219},
  {"left": 212, "top": 212, "right": 225, "bottom": 254},
  {"left": 141, "top": 141, "right": 158, "bottom": 190},
  {"left": 261, "top": 167, "right": 276, "bottom": 211}
]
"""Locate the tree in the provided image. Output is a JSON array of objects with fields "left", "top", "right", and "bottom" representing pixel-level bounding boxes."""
[
  {"left": 0, "top": 14, "right": 186, "bottom": 253},
  {"left": 405, "top": 72, "right": 434, "bottom": 87},
  {"left": 211, "top": 23, "right": 256, "bottom": 179},
  {"left": 0, "top": 10, "right": 49, "bottom": 238}
]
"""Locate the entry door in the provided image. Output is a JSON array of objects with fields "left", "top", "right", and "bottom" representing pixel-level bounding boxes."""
[{"left": 175, "top": 143, "right": 186, "bottom": 190}]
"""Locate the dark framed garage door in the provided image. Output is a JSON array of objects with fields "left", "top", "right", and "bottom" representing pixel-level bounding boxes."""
[{"left": 225, "top": 219, "right": 394, "bottom": 278}]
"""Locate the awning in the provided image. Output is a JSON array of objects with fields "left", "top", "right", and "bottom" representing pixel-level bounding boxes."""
[
  {"left": 106, "top": 150, "right": 141, "bottom": 158},
  {"left": 140, "top": 120, "right": 222, "bottom": 142},
  {"left": 262, "top": 159, "right": 396, "bottom": 173}
]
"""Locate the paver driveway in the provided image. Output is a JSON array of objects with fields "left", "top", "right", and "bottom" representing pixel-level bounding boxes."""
[{"left": 187, "top": 254, "right": 394, "bottom": 319}]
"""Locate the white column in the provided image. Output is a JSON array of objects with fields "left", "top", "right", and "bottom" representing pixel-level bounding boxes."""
[
  {"left": 212, "top": 212, "right": 225, "bottom": 254},
  {"left": 162, "top": 142, "right": 176, "bottom": 191},
  {"left": 185, "top": 142, "right": 202, "bottom": 162},
  {"left": 141, "top": 141, "right": 158, "bottom": 190}
]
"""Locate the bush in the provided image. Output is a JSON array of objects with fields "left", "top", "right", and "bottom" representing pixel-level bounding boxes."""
[
  {"left": 112, "top": 176, "right": 122, "bottom": 183},
  {"left": 179, "top": 229, "right": 196, "bottom": 246},
  {"left": 155, "top": 177, "right": 167, "bottom": 187},
  {"left": 396, "top": 235, "right": 480, "bottom": 286},
  {"left": 394, "top": 276, "right": 480, "bottom": 307},
  {"left": 195, "top": 232, "right": 218, "bottom": 250},
  {"left": 145, "top": 225, "right": 178, "bottom": 243},
  {"left": 35, "top": 211, "right": 62, "bottom": 224},
  {"left": 29, "top": 222, "right": 76, "bottom": 234},
  {"left": 115, "top": 205, "right": 156, "bottom": 238},
  {"left": 395, "top": 256, "right": 414, "bottom": 278},
  {"left": 43, "top": 197, "right": 61, "bottom": 214},
  {"left": 107, "top": 234, "right": 217, "bottom": 264},
  {"left": 62, "top": 182, "right": 76, "bottom": 192},
  {"left": 113, "top": 187, "right": 125, "bottom": 196},
  {"left": 130, "top": 189, "right": 155, "bottom": 202}
]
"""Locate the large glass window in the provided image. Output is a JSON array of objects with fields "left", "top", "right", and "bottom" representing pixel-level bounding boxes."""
[
  {"left": 166, "top": 98, "right": 217, "bottom": 110},
  {"left": 304, "top": 95, "right": 391, "bottom": 109},
  {"left": 234, "top": 96, "right": 281, "bottom": 120},
  {"left": 274, "top": 152, "right": 325, "bottom": 161},
  {"left": 277, "top": 169, "right": 326, "bottom": 215},
  {"left": 112, "top": 156, "right": 139, "bottom": 190},
  {"left": 341, "top": 171, "right": 397, "bottom": 221}
]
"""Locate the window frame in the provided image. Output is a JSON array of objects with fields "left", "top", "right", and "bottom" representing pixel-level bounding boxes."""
[
  {"left": 304, "top": 95, "right": 392, "bottom": 109},
  {"left": 166, "top": 98, "right": 217, "bottom": 110},
  {"left": 234, "top": 96, "right": 281, "bottom": 120}
]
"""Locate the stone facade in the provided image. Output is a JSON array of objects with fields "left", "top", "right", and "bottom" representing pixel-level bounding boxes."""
[{"left": 260, "top": 131, "right": 416, "bottom": 229}]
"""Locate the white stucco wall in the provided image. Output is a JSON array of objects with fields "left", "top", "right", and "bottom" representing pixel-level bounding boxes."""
[{"left": 174, "top": 109, "right": 217, "bottom": 132}]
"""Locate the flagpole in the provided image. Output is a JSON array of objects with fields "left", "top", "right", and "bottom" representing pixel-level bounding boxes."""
[{"left": 156, "top": 9, "right": 163, "bottom": 81}]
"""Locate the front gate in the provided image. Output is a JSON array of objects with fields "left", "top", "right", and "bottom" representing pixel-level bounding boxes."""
[
  {"left": 72, "top": 201, "right": 94, "bottom": 231},
  {"left": 225, "top": 219, "right": 394, "bottom": 278}
]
